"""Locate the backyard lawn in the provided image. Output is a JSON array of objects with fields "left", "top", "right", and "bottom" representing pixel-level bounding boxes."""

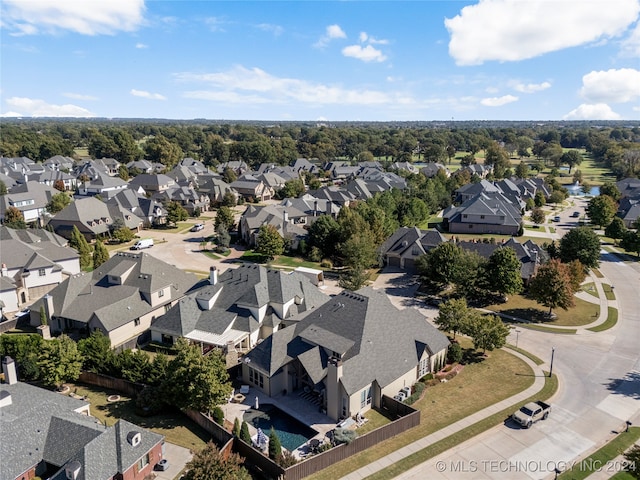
[
  {"left": 484, "top": 294, "right": 600, "bottom": 327},
  {"left": 67, "top": 383, "right": 211, "bottom": 451},
  {"left": 307, "top": 338, "right": 535, "bottom": 480}
]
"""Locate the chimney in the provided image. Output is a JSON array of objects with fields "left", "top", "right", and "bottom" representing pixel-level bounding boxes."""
[
  {"left": 1, "top": 264, "right": 7, "bottom": 277},
  {"left": 314, "top": 200, "right": 318, "bottom": 217},
  {"left": 2, "top": 356, "right": 18, "bottom": 385},
  {"left": 44, "top": 293, "right": 54, "bottom": 321},
  {"left": 326, "top": 201, "right": 332, "bottom": 217},
  {"left": 326, "top": 356, "right": 343, "bottom": 421},
  {"left": 209, "top": 266, "right": 218, "bottom": 285},
  {"left": 283, "top": 211, "right": 289, "bottom": 233}
]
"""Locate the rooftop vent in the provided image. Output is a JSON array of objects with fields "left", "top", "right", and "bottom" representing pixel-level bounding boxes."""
[
  {"left": 127, "top": 431, "right": 142, "bottom": 447},
  {"left": 0, "top": 390, "right": 12, "bottom": 408}
]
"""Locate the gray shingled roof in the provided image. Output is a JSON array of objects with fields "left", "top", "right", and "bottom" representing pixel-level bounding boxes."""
[{"left": 246, "top": 287, "right": 450, "bottom": 396}]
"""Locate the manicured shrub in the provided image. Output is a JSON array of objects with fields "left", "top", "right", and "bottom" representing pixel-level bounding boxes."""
[
  {"left": 212, "top": 406, "right": 224, "bottom": 425},
  {"left": 447, "top": 343, "right": 463, "bottom": 364}
]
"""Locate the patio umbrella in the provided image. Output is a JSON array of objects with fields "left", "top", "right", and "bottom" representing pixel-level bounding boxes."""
[{"left": 256, "top": 428, "right": 268, "bottom": 448}]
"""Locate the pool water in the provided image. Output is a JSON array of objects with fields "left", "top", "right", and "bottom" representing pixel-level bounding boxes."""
[{"left": 243, "top": 404, "right": 318, "bottom": 451}]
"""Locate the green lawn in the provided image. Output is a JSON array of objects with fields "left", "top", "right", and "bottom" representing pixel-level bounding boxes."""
[
  {"left": 271, "top": 255, "right": 323, "bottom": 270},
  {"left": 518, "top": 324, "right": 577, "bottom": 334},
  {"left": 581, "top": 283, "right": 599, "bottom": 298},
  {"left": 68, "top": 383, "right": 212, "bottom": 450},
  {"left": 364, "top": 374, "right": 559, "bottom": 480},
  {"left": 307, "top": 340, "right": 535, "bottom": 480},
  {"left": 484, "top": 294, "right": 599, "bottom": 327},
  {"left": 558, "top": 427, "right": 640, "bottom": 480},
  {"left": 354, "top": 408, "right": 391, "bottom": 436},
  {"left": 603, "top": 284, "right": 616, "bottom": 301},
  {"left": 588, "top": 307, "right": 618, "bottom": 332},
  {"left": 592, "top": 268, "right": 605, "bottom": 278}
]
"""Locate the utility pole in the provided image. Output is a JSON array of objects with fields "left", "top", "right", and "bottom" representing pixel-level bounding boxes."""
[{"left": 549, "top": 347, "right": 555, "bottom": 378}]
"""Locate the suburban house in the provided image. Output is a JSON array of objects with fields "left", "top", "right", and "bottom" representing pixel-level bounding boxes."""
[
  {"left": 0, "top": 181, "right": 59, "bottom": 225},
  {"left": 150, "top": 264, "right": 330, "bottom": 366},
  {"left": 152, "top": 185, "right": 211, "bottom": 215},
  {"left": 77, "top": 171, "right": 128, "bottom": 198},
  {"left": 217, "top": 160, "right": 249, "bottom": 176},
  {"left": 196, "top": 175, "right": 239, "bottom": 205},
  {"left": 238, "top": 203, "right": 308, "bottom": 248},
  {"left": 1, "top": 357, "right": 164, "bottom": 480},
  {"left": 391, "top": 162, "right": 420, "bottom": 175},
  {"left": 43, "top": 155, "right": 76, "bottom": 172},
  {"left": 29, "top": 169, "right": 77, "bottom": 191},
  {"left": 379, "top": 227, "right": 447, "bottom": 271},
  {"left": 442, "top": 191, "right": 523, "bottom": 235},
  {"left": 0, "top": 226, "right": 80, "bottom": 311},
  {"left": 420, "top": 162, "right": 450, "bottom": 178},
  {"left": 463, "top": 164, "right": 493, "bottom": 178},
  {"left": 230, "top": 175, "right": 274, "bottom": 202},
  {"left": 129, "top": 173, "right": 177, "bottom": 194},
  {"left": 48, "top": 197, "right": 144, "bottom": 241},
  {"left": 126, "top": 159, "right": 160, "bottom": 175},
  {"left": 107, "top": 189, "right": 168, "bottom": 228},
  {"left": 616, "top": 178, "right": 640, "bottom": 228},
  {"left": 242, "top": 287, "right": 450, "bottom": 421},
  {"left": 30, "top": 252, "right": 198, "bottom": 349},
  {"left": 74, "top": 158, "right": 121, "bottom": 178}
]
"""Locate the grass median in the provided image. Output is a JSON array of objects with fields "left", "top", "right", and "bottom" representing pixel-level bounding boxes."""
[{"left": 307, "top": 341, "right": 537, "bottom": 480}]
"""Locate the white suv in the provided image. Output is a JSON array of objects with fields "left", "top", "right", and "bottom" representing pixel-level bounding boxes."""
[{"left": 190, "top": 223, "right": 204, "bottom": 232}]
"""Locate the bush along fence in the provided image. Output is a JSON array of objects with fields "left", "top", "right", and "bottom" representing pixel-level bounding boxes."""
[{"left": 79, "top": 373, "right": 420, "bottom": 480}]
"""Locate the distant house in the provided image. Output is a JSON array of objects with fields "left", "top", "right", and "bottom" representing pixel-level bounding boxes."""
[
  {"left": 616, "top": 178, "right": 640, "bottom": 228},
  {"left": 129, "top": 174, "right": 176, "bottom": 194},
  {"left": 239, "top": 203, "right": 308, "bottom": 248},
  {"left": 391, "top": 162, "right": 419, "bottom": 175},
  {"left": 30, "top": 252, "right": 199, "bottom": 349},
  {"left": 230, "top": 176, "right": 274, "bottom": 202},
  {"left": 150, "top": 264, "right": 330, "bottom": 366},
  {"left": 0, "top": 181, "right": 58, "bottom": 225},
  {"left": 0, "top": 226, "right": 80, "bottom": 311},
  {"left": 420, "top": 162, "right": 450, "bottom": 178},
  {"left": 379, "top": 227, "right": 446, "bottom": 271},
  {"left": 217, "top": 161, "right": 249, "bottom": 176},
  {"left": 0, "top": 357, "right": 164, "bottom": 480},
  {"left": 43, "top": 155, "right": 76, "bottom": 172},
  {"left": 463, "top": 164, "right": 493, "bottom": 179},
  {"left": 443, "top": 191, "right": 523, "bottom": 235},
  {"left": 242, "top": 288, "right": 450, "bottom": 421},
  {"left": 77, "top": 171, "right": 128, "bottom": 198},
  {"left": 152, "top": 185, "right": 211, "bottom": 215},
  {"left": 48, "top": 197, "right": 143, "bottom": 241},
  {"left": 107, "top": 189, "right": 168, "bottom": 228},
  {"left": 196, "top": 175, "right": 238, "bottom": 205},
  {"left": 29, "top": 169, "right": 77, "bottom": 191}
]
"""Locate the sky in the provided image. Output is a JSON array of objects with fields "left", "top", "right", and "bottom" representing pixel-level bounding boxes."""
[{"left": 1, "top": 0, "right": 639, "bottom": 122}]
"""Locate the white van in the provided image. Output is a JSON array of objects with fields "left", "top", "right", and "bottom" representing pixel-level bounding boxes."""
[{"left": 131, "top": 238, "right": 154, "bottom": 250}]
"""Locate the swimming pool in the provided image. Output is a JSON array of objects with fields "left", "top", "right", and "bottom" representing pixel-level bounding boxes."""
[{"left": 243, "top": 404, "right": 318, "bottom": 451}]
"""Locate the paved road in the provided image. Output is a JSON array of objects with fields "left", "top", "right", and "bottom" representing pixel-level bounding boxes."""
[{"left": 393, "top": 259, "right": 640, "bottom": 479}]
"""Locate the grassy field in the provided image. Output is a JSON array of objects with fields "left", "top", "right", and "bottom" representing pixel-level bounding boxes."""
[
  {"left": 558, "top": 427, "right": 639, "bottom": 480},
  {"left": 581, "top": 283, "right": 599, "bottom": 298},
  {"left": 68, "top": 383, "right": 212, "bottom": 450},
  {"left": 307, "top": 339, "right": 535, "bottom": 480},
  {"left": 587, "top": 307, "right": 618, "bottom": 333},
  {"left": 363, "top": 373, "right": 558, "bottom": 480},
  {"left": 484, "top": 294, "right": 600, "bottom": 327}
]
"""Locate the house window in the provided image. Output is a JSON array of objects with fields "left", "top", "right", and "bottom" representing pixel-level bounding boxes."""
[
  {"left": 360, "top": 386, "right": 372, "bottom": 409},
  {"left": 158, "top": 289, "right": 164, "bottom": 298},
  {"left": 137, "top": 453, "right": 150, "bottom": 471},
  {"left": 468, "top": 224, "right": 473, "bottom": 229},
  {"left": 500, "top": 216, "right": 505, "bottom": 220},
  {"left": 480, "top": 215, "right": 485, "bottom": 219},
  {"left": 411, "top": 246, "right": 420, "bottom": 256},
  {"left": 418, "top": 355, "right": 430, "bottom": 378},
  {"left": 38, "top": 268, "right": 46, "bottom": 276},
  {"left": 248, "top": 367, "right": 264, "bottom": 389},
  {"left": 134, "top": 318, "right": 141, "bottom": 327},
  {"left": 341, "top": 396, "right": 348, "bottom": 418},
  {"left": 462, "top": 214, "right": 468, "bottom": 218}
]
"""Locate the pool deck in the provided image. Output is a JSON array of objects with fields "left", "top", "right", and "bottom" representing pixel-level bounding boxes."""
[{"left": 221, "top": 387, "right": 338, "bottom": 458}]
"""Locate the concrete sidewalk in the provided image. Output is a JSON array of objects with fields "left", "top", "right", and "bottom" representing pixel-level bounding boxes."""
[{"left": 340, "top": 349, "right": 548, "bottom": 479}]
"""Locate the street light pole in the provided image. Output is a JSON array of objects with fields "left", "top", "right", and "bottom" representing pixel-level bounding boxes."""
[
  {"left": 549, "top": 347, "right": 555, "bottom": 378},
  {"left": 515, "top": 329, "right": 521, "bottom": 349}
]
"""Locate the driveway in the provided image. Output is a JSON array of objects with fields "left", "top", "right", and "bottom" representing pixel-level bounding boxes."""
[{"left": 154, "top": 442, "right": 192, "bottom": 480}]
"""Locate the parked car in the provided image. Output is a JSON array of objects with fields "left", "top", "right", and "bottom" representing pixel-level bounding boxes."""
[
  {"left": 512, "top": 400, "right": 551, "bottom": 428},
  {"left": 130, "top": 238, "right": 154, "bottom": 250},
  {"left": 553, "top": 216, "right": 561, "bottom": 222},
  {"left": 571, "top": 211, "right": 580, "bottom": 217},
  {"left": 190, "top": 223, "right": 204, "bottom": 232}
]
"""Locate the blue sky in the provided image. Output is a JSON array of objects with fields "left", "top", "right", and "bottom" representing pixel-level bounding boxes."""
[{"left": 1, "top": 0, "right": 639, "bottom": 121}]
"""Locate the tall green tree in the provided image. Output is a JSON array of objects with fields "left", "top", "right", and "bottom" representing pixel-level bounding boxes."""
[
  {"left": 240, "top": 421, "right": 251, "bottom": 444},
  {"left": 3, "top": 206, "right": 27, "bottom": 229},
  {"left": 69, "top": 225, "right": 92, "bottom": 269},
  {"left": 268, "top": 428, "right": 283, "bottom": 462},
  {"left": 144, "top": 134, "right": 183, "bottom": 169},
  {"left": 182, "top": 442, "right": 251, "bottom": 480},
  {"left": 467, "top": 312, "right": 510, "bottom": 354},
  {"left": 416, "top": 242, "right": 464, "bottom": 289},
  {"left": 38, "top": 335, "right": 84, "bottom": 389},
  {"left": 92, "top": 238, "right": 109, "bottom": 268},
  {"left": 484, "top": 247, "right": 523, "bottom": 299},
  {"left": 605, "top": 217, "right": 627, "bottom": 244},
  {"left": 559, "top": 226, "right": 601, "bottom": 270},
  {"left": 278, "top": 178, "right": 305, "bottom": 199},
  {"left": 214, "top": 206, "right": 235, "bottom": 231},
  {"left": 307, "top": 214, "right": 341, "bottom": 258},
  {"left": 530, "top": 207, "right": 546, "bottom": 225},
  {"left": 620, "top": 229, "right": 640, "bottom": 256},
  {"left": 587, "top": 195, "right": 617, "bottom": 228},
  {"left": 46, "top": 192, "right": 72, "bottom": 214},
  {"left": 434, "top": 298, "right": 470, "bottom": 339},
  {"left": 77, "top": 330, "right": 113, "bottom": 373},
  {"left": 255, "top": 224, "right": 284, "bottom": 260},
  {"left": 560, "top": 150, "right": 582, "bottom": 173},
  {"left": 528, "top": 259, "right": 575, "bottom": 316},
  {"left": 162, "top": 338, "right": 232, "bottom": 412},
  {"left": 599, "top": 181, "right": 621, "bottom": 201},
  {"left": 166, "top": 201, "right": 188, "bottom": 226}
]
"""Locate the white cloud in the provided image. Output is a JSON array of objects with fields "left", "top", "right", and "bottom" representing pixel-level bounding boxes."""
[
  {"left": 135, "top": 43, "right": 148, "bottom": 49},
  {"left": 130, "top": 89, "right": 166, "bottom": 100},
  {"left": 511, "top": 81, "right": 552, "bottom": 93},
  {"left": 4, "top": 97, "right": 94, "bottom": 117},
  {"left": 204, "top": 16, "right": 227, "bottom": 32},
  {"left": 620, "top": 22, "right": 640, "bottom": 56},
  {"left": 176, "top": 65, "right": 411, "bottom": 106},
  {"left": 255, "top": 23, "right": 283, "bottom": 36},
  {"left": 342, "top": 44, "right": 387, "bottom": 63},
  {"left": 63, "top": 93, "right": 98, "bottom": 101},
  {"left": 563, "top": 103, "right": 621, "bottom": 120},
  {"left": 579, "top": 68, "right": 640, "bottom": 103},
  {"left": 1, "top": 0, "right": 146, "bottom": 36},
  {"left": 314, "top": 24, "right": 346, "bottom": 48},
  {"left": 445, "top": 0, "right": 640, "bottom": 65},
  {"left": 359, "top": 31, "right": 389, "bottom": 45},
  {"left": 480, "top": 95, "right": 518, "bottom": 106}
]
